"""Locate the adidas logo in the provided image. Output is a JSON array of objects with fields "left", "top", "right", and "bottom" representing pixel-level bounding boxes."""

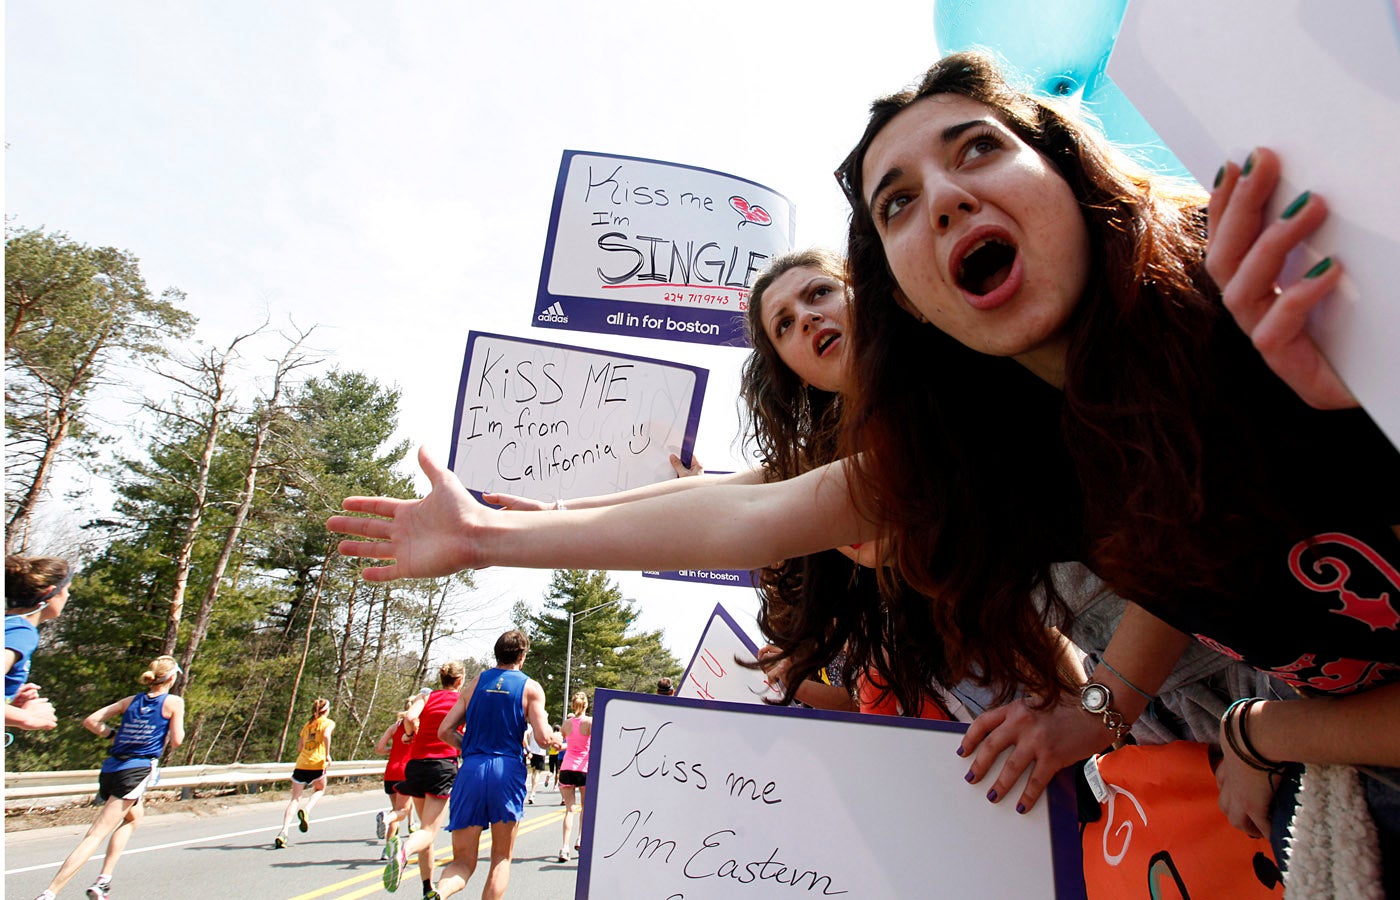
[{"left": 537, "top": 301, "right": 568, "bottom": 323}]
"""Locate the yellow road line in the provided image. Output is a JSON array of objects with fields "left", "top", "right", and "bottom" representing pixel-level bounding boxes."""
[{"left": 285, "top": 810, "right": 566, "bottom": 900}]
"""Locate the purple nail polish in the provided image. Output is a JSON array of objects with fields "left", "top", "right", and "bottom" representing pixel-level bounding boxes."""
[
  {"left": 954, "top": 745, "right": 966, "bottom": 757},
  {"left": 986, "top": 789, "right": 998, "bottom": 802},
  {"left": 964, "top": 770, "right": 975, "bottom": 783},
  {"left": 1016, "top": 802, "right": 1027, "bottom": 814}
]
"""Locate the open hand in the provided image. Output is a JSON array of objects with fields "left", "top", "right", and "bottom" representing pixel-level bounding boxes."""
[
  {"left": 328, "top": 446, "right": 487, "bottom": 581},
  {"left": 959, "top": 696, "right": 1113, "bottom": 814},
  {"left": 1206, "top": 147, "right": 1355, "bottom": 409}
]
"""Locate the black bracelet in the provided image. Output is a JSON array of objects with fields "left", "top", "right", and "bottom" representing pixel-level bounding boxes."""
[
  {"left": 1236, "top": 698, "right": 1286, "bottom": 771},
  {"left": 1221, "top": 698, "right": 1285, "bottom": 774}
]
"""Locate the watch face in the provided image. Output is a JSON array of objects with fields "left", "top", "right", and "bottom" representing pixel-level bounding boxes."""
[{"left": 1081, "top": 683, "right": 1109, "bottom": 713}]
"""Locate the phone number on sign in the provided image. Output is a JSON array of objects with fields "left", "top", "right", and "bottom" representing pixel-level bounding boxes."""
[{"left": 663, "top": 291, "right": 750, "bottom": 309}]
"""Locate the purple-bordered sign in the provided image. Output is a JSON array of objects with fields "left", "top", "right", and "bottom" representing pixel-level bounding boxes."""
[
  {"left": 675, "top": 603, "right": 773, "bottom": 704},
  {"left": 577, "top": 690, "right": 1086, "bottom": 899},
  {"left": 534, "top": 150, "right": 795, "bottom": 348},
  {"left": 641, "top": 567, "right": 756, "bottom": 590},
  {"left": 448, "top": 331, "right": 706, "bottom": 504}
]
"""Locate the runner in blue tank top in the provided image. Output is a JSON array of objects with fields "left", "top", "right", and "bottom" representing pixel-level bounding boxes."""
[
  {"left": 425, "top": 629, "right": 559, "bottom": 900},
  {"left": 34, "top": 655, "right": 185, "bottom": 900}
]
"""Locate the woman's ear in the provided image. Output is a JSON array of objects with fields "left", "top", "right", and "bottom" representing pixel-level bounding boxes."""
[{"left": 893, "top": 287, "right": 927, "bottom": 323}]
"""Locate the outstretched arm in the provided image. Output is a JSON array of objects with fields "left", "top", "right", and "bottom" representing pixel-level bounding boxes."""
[
  {"left": 328, "top": 447, "right": 868, "bottom": 582},
  {"left": 483, "top": 467, "right": 762, "bottom": 512},
  {"left": 1206, "top": 146, "right": 1355, "bottom": 409}
]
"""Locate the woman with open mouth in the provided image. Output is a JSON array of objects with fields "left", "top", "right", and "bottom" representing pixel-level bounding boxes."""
[{"left": 331, "top": 52, "right": 1398, "bottom": 891}]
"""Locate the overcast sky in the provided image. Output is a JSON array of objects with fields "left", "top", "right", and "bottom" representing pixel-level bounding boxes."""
[{"left": 7, "top": 1, "right": 942, "bottom": 669}]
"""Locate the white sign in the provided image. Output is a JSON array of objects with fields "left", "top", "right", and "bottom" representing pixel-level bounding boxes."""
[
  {"left": 1109, "top": 0, "right": 1400, "bottom": 448},
  {"left": 534, "top": 151, "right": 796, "bottom": 347},
  {"left": 577, "top": 692, "right": 1085, "bottom": 899},
  {"left": 676, "top": 604, "right": 777, "bottom": 704},
  {"left": 448, "top": 331, "right": 706, "bottom": 502}
]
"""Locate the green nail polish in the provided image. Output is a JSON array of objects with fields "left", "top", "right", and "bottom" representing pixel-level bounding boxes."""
[
  {"left": 1213, "top": 165, "right": 1225, "bottom": 189},
  {"left": 1304, "top": 257, "right": 1333, "bottom": 278},
  {"left": 1242, "top": 153, "right": 1256, "bottom": 176},
  {"left": 1281, "top": 191, "right": 1311, "bottom": 220}
]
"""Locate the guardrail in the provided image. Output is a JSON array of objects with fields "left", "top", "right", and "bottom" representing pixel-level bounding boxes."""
[{"left": 4, "top": 759, "right": 386, "bottom": 801}]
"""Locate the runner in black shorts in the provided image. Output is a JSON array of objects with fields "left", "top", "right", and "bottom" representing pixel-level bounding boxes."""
[
  {"left": 35, "top": 656, "right": 185, "bottom": 900},
  {"left": 382, "top": 662, "right": 465, "bottom": 896},
  {"left": 396, "top": 757, "right": 458, "bottom": 798},
  {"left": 546, "top": 742, "right": 561, "bottom": 788}
]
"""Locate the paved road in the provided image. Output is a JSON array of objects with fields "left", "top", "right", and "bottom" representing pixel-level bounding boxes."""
[{"left": 5, "top": 783, "right": 585, "bottom": 899}]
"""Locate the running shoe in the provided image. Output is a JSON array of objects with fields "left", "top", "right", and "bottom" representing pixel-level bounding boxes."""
[
  {"left": 383, "top": 839, "right": 408, "bottom": 893},
  {"left": 384, "top": 833, "right": 399, "bottom": 865},
  {"left": 526, "top": 793, "right": 535, "bottom": 804},
  {"left": 376, "top": 810, "right": 387, "bottom": 839},
  {"left": 32, "top": 892, "right": 57, "bottom": 900},
  {"left": 85, "top": 880, "right": 111, "bottom": 900},
  {"left": 297, "top": 808, "right": 309, "bottom": 833},
  {"left": 557, "top": 847, "right": 570, "bottom": 863},
  {"left": 423, "top": 892, "right": 442, "bottom": 900},
  {"left": 274, "top": 833, "right": 287, "bottom": 849}
]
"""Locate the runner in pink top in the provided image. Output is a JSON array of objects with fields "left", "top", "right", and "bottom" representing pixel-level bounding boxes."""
[{"left": 556, "top": 691, "right": 592, "bottom": 863}]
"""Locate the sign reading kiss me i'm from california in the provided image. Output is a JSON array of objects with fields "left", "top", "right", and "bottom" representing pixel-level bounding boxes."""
[{"left": 534, "top": 151, "right": 795, "bottom": 348}]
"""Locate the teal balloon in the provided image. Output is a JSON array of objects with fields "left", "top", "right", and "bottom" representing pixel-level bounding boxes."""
[
  {"left": 934, "top": 0, "right": 1126, "bottom": 99},
  {"left": 933, "top": 0, "right": 1192, "bottom": 180},
  {"left": 1082, "top": 79, "right": 1192, "bottom": 180}
]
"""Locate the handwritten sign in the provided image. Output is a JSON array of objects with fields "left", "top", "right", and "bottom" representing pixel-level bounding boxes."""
[
  {"left": 448, "top": 331, "right": 707, "bottom": 502},
  {"left": 534, "top": 151, "right": 795, "bottom": 347},
  {"left": 675, "top": 604, "right": 775, "bottom": 705},
  {"left": 1109, "top": 0, "right": 1400, "bottom": 449},
  {"left": 577, "top": 692, "right": 1085, "bottom": 899}
]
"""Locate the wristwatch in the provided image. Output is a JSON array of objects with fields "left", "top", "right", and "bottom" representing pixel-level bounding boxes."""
[{"left": 1080, "top": 682, "right": 1130, "bottom": 742}]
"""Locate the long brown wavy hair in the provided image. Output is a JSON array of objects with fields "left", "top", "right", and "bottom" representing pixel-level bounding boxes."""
[
  {"left": 739, "top": 248, "right": 846, "bottom": 483},
  {"left": 738, "top": 250, "right": 953, "bottom": 712},
  {"left": 833, "top": 52, "right": 1220, "bottom": 705}
]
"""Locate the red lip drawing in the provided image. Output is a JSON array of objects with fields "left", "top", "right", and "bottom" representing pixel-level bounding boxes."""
[{"left": 730, "top": 196, "right": 772, "bottom": 228}]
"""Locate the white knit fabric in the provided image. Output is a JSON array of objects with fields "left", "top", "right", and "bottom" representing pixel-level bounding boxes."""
[{"left": 1285, "top": 764, "right": 1383, "bottom": 900}]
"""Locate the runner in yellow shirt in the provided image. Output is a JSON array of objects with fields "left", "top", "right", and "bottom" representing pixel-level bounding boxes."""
[{"left": 274, "top": 698, "right": 335, "bottom": 848}]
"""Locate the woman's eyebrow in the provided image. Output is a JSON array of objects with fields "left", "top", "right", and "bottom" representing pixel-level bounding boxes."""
[
  {"left": 942, "top": 118, "right": 995, "bottom": 144},
  {"left": 866, "top": 118, "right": 999, "bottom": 209}
]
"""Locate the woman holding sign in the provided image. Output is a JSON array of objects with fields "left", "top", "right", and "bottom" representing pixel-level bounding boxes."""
[
  {"left": 331, "top": 51, "right": 1398, "bottom": 886},
  {"left": 827, "top": 52, "right": 1397, "bottom": 877},
  {"left": 488, "top": 251, "right": 1261, "bottom": 738}
]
